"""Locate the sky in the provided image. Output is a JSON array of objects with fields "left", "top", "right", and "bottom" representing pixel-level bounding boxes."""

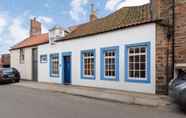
[{"left": 0, "top": 0, "right": 149, "bottom": 54}]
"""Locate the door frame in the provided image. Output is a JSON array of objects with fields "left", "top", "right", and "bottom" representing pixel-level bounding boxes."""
[
  {"left": 32, "top": 48, "right": 38, "bottom": 81},
  {"left": 61, "top": 52, "right": 72, "bottom": 84}
]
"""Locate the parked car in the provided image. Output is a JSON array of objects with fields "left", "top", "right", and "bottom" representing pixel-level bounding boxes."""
[
  {"left": 0, "top": 68, "right": 20, "bottom": 83},
  {"left": 169, "top": 69, "right": 186, "bottom": 110}
]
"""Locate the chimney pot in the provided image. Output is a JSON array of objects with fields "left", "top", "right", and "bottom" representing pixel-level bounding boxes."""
[
  {"left": 90, "top": 4, "right": 97, "bottom": 22},
  {"left": 150, "top": 0, "right": 160, "bottom": 20}
]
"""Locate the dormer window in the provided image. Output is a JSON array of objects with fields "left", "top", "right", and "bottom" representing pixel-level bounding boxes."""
[{"left": 49, "top": 26, "right": 65, "bottom": 45}]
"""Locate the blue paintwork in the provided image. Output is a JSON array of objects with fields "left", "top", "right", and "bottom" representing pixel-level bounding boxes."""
[
  {"left": 125, "top": 42, "right": 151, "bottom": 83},
  {"left": 49, "top": 53, "right": 60, "bottom": 78},
  {"left": 61, "top": 52, "right": 72, "bottom": 84},
  {"left": 100, "top": 46, "right": 119, "bottom": 81},
  {"left": 80, "top": 49, "right": 96, "bottom": 80}
]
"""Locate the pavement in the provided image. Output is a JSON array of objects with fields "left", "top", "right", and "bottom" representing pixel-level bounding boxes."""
[
  {"left": 0, "top": 84, "right": 185, "bottom": 118},
  {"left": 13, "top": 81, "right": 172, "bottom": 109}
]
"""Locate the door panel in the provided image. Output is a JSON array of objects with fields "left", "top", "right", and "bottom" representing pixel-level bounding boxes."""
[
  {"left": 63, "top": 56, "right": 71, "bottom": 84},
  {"left": 32, "top": 48, "right": 38, "bottom": 81}
]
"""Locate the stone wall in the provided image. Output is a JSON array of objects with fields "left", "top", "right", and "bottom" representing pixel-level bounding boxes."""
[
  {"left": 175, "top": 0, "right": 186, "bottom": 64},
  {"left": 156, "top": 24, "right": 173, "bottom": 94},
  {"left": 154, "top": 0, "right": 173, "bottom": 94},
  {"left": 155, "top": 0, "right": 186, "bottom": 94}
]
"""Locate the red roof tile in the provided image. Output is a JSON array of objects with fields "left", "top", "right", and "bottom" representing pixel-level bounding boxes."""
[
  {"left": 11, "top": 4, "right": 155, "bottom": 50},
  {"left": 10, "top": 33, "right": 48, "bottom": 50},
  {"left": 62, "top": 4, "right": 153, "bottom": 40}
]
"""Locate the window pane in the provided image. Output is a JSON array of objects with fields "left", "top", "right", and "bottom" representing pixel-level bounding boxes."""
[
  {"left": 129, "top": 71, "right": 134, "bottom": 77},
  {"left": 135, "top": 63, "right": 140, "bottom": 70},
  {"left": 129, "top": 63, "right": 134, "bottom": 70},
  {"left": 104, "top": 49, "right": 116, "bottom": 77},
  {"left": 140, "top": 63, "right": 146, "bottom": 70},
  {"left": 50, "top": 54, "right": 59, "bottom": 77},
  {"left": 135, "top": 48, "right": 139, "bottom": 53},
  {"left": 135, "top": 71, "right": 140, "bottom": 77},
  {"left": 129, "top": 56, "right": 134, "bottom": 62},
  {"left": 128, "top": 46, "right": 148, "bottom": 80},
  {"left": 135, "top": 55, "right": 140, "bottom": 62},
  {"left": 129, "top": 48, "right": 134, "bottom": 53},
  {"left": 140, "top": 55, "right": 146, "bottom": 62},
  {"left": 140, "top": 71, "right": 146, "bottom": 78},
  {"left": 141, "top": 48, "right": 146, "bottom": 53},
  {"left": 82, "top": 51, "right": 95, "bottom": 77}
]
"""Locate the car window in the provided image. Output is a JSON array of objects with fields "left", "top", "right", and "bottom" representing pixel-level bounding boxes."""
[{"left": 2, "top": 68, "right": 13, "bottom": 73}]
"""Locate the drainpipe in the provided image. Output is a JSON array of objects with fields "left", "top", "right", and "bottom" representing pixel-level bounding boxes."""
[
  {"left": 165, "top": 0, "right": 176, "bottom": 94},
  {"left": 166, "top": 0, "right": 175, "bottom": 94},
  {"left": 172, "top": 0, "right": 175, "bottom": 80}
]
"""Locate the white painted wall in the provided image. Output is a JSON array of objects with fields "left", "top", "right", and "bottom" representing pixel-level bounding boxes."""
[
  {"left": 38, "top": 23, "right": 156, "bottom": 94},
  {"left": 10, "top": 47, "right": 33, "bottom": 80}
]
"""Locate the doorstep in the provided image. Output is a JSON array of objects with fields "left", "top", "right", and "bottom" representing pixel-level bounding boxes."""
[{"left": 13, "top": 80, "right": 172, "bottom": 108}]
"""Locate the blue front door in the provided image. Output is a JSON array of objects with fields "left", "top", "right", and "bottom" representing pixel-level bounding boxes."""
[{"left": 63, "top": 56, "right": 71, "bottom": 84}]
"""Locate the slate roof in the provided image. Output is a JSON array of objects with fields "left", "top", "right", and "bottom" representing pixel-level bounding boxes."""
[{"left": 62, "top": 4, "right": 153, "bottom": 40}]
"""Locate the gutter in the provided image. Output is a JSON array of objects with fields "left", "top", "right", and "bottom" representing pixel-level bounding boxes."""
[
  {"left": 57, "top": 20, "right": 160, "bottom": 42},
  {"left": 9, "top": 42, "right": 49, "bottom": 51}
]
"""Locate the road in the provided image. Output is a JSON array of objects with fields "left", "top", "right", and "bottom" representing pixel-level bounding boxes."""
[{"left": 0, "top": 85, "right": 184, "bottom": 118}]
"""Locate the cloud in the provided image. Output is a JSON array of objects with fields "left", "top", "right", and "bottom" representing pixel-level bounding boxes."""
[
  {"left": 105, "top": 0, "right": 122, "bottom": 11},
  {"left": 117, "top": 0, "right": 150, "bottom": 9},
  {"left": 37, "top": 16, "right": 54, "bottom": 33},
  {"left": 0, "top": 11, "right": 53, "bottom": 54},
  {"left": 38, "top": 16, "right": 53, "bottom": 23},
  {"left": 0, "top": 13, "right": 8, "bottom": 34},
  {"left": 8, "top": 17, "right": 28, "bottom": 43},
  {"left": 0, "top": 15, "right": 28, "bottom": 54},
  {"left": 29, "top": 15, "right": 54, "bottom": 33},
  {"left": 69, "top": 0, "right": 89, "bottom": 22},
  {"left": 105, "top": 0, "right": 150, "bottom": 11}
]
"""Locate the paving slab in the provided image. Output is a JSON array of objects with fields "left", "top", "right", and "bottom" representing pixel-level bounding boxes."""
[{"left": 13, "top": 80, "right": 172, "bottom": 108}]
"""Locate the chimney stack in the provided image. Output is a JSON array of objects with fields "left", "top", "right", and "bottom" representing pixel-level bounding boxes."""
[
  {"left": 150, "top": 0, "right": 160, "bottom": 20},
  {"left": 30, "top": 17, "right": 41, "bottom": 37},
  {"left": 89, "top": 4, "right": 97, "bottom": 22}
]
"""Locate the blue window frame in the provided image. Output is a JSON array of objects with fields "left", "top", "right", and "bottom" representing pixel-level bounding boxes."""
[
  {"left": 125, "top": 42, "right": 151, "bottom": 83},
  {"left": 49, "top": 53, "right": 60, "bottom": 77},
  {"left": 81, "top": 49, "right": 96, "bottom": 80},
  {"left": 100, "top": 46, "right": 119, "bottom": 81}
]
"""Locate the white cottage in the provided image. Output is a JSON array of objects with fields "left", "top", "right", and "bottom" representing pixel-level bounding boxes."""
[
  {"left": 37, "top": 4, "right": 156, "bottom": 93},
  {"left": 11, "top": 0, "right": 182, "bottom": 95}
]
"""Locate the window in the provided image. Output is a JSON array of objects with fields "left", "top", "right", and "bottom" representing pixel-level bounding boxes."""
[
  {"left": 100, "top": 46, "right": 119, "bottom": 81},
  {"left": 50, "top": 54, "right": 59, "bottom": 77},
  {"left": 81, "top": 49, "right": 96, "bottom": 79},
  {"left": 20, "top": 49, "right": 25, "bottom": 64},
  {"left": 125, "top": 42, "right": 150, "bottom": 83},
  {"left": 40, "top": 55, "right": 47, "bottom": 63}
]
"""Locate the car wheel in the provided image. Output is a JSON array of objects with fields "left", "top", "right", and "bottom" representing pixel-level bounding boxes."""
[
  {"left": 15, "top": 79, "right": 20, "bottom": 82},
  {"left": 11, "top": 79, "right": 16, "bottom": 83}
]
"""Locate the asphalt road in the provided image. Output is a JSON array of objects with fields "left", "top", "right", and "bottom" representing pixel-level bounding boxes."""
[{"left": 0, "top": 85, "right": 184, "bottom": 118}]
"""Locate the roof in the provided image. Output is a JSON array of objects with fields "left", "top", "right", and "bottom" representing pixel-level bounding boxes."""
[
  {"left": 62, "top": 4, "right": 153, "bottom": 40},
  {"left": 10, "top": 4, "right": 154, "bottom": 50},
  {"left": 10, "top": 33, "right": 49, "bottom": 50}
]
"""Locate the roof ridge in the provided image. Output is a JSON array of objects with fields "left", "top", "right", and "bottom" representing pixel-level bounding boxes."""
[
  {"left": 62, "top": 3, "right": 153, "bottom": 40},
  {"left": 69, "top": 4, "right": 151, "bottom": 35}
]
